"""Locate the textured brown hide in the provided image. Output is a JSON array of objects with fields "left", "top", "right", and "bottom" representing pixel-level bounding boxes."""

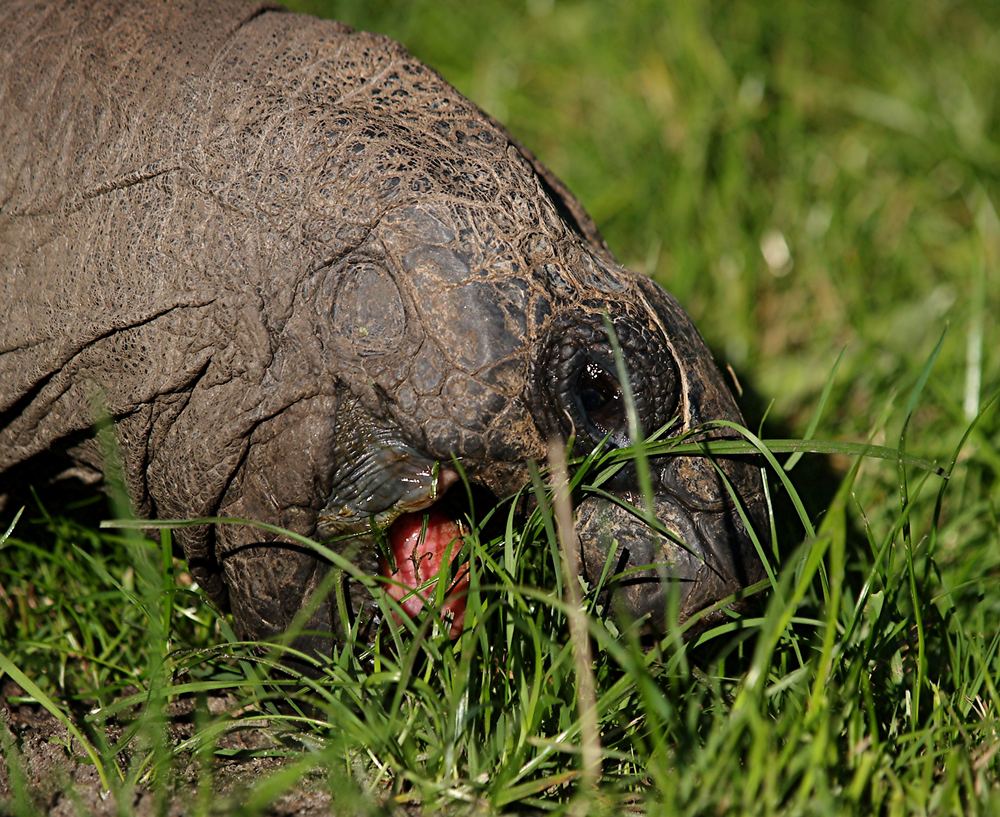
[{"left": 0, "top": 1, "right": 766, "bottom": 650}]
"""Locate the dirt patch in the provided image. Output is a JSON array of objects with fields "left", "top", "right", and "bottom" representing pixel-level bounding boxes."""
[{"left": 0, "top": 681, "right": 345, "bottom": 816}]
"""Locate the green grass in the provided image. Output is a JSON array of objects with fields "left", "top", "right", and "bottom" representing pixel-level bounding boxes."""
[{"left": 2, "top": 0, "right": 999, "bottom": 814}]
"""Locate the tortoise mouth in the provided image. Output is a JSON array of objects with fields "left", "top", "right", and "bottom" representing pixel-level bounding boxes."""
[
  {"left": 376, "top": 479, "right": 500, "bottom": 638},
  {"left": 381, "top": 507, "right": 470, "bottom": 637},
  {"left": 366, "top": 473, "right": 762, "bottom": 643}
]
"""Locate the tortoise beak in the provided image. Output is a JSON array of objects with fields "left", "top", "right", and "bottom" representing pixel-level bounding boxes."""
[{"left": 573, "top": 455, "right": 767, "bottom": 636}]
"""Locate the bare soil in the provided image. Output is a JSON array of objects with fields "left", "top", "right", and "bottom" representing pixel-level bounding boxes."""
[{"left": 0, "top": 681, "right": 348, "bottom": 816}]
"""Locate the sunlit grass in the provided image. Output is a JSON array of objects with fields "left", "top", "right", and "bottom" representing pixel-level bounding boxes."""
[{"left": 2, "top": 399, "right": 997, "bottom": 813}]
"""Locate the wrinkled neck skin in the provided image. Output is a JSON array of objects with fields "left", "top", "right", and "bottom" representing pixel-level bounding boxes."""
[{"left": 0, "top": 0, "right": 766, "bottom": 649}]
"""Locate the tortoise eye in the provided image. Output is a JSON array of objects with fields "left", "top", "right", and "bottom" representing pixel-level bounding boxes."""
[
  {"left": 534, "top": 312, "right": 679, "bottom": 452},
  {"left": 576, "top": 360, "right": 623, "bottom": 437}
]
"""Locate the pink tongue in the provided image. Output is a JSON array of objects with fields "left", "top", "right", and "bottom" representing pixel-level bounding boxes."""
[{"left": 380, "top": 509, "right": 470, "bottom": 638}]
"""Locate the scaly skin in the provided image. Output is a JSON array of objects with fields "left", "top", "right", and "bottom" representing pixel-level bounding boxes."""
[{"left": 0, "top": 0, "right": 766, "bottom": 653}]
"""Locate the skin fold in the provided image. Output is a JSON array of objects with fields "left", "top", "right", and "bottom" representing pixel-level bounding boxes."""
[{"left": 0, "top": 0, "right": 766, "bottom": 653}]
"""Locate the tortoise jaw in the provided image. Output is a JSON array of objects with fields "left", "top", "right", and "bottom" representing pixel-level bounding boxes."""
[
  {"left": 325, "top": 448, "right": 764, "bottom": 643},
  {"left": 574, "top": 490, "right": 764, "bottom": 637}
]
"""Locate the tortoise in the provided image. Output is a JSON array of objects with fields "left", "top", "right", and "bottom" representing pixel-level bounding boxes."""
[{"left": 0, "top": 0, "right": 767, "bottom": 653}]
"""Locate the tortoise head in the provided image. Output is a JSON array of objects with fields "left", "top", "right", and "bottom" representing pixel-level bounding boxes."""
[
  {"left": 529, "top": 279, "right": 768, "bottom": 634},
  {"left": 317, "top": 192, "right": 767, "bottom": 638}
]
